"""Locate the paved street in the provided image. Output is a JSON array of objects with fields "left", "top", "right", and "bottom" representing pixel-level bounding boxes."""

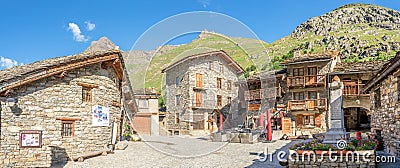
[
  {"left": 62, "top": 135, "right": 292, "bottom": 168},
  {"left": 60, "top": 135, "right": 399, "bottom": 168}
]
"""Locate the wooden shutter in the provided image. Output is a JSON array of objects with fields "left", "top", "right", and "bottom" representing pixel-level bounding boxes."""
[
  {"left": 296, "top": 115, "right": 303, "bottom": 127},
  {"left": 196, "top": 91, "right": 202, "bottom": 107},
  {"left": 196, "top": 73, "right": 202, "bottom": 88},
  {"left": 315, "top": 114, "right": 321, "bottom": 127}
]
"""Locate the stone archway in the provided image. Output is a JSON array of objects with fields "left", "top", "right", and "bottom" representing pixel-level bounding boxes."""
[{"left": 343, "top": 107, "right": 370, "bottom": 131}]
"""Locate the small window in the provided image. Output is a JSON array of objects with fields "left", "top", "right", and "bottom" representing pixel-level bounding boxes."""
[
  {"left": 217, "top": 78, "right": 222, "bottom": 89},
  {"left": 217, "top": 95, "right": 222, "bottom": 106},
  {"left": 209, "top": 61, "right": 213, "bottom": 70},
  {"left": 293, "top": 92, "right": 304, "bottom": 100},
  {"left": 308, "top": 91, "right": 317, "bottom": 100},
  {"left": 82, "top": 87, "right": 92, "bottom": 102},
  {"left": 220, "top": 64, "right": 224, "bottom": 74},
  {"left": 175, "top": 113, "right": 180, "bottom": 124},
  {"left": 293, "top": 68, "right": 304, "bottom": 76},
  {"left": 176, "top": 95, "right": 181, "bottom": 106},
  {"left": 303, "top": 115, "right": 315, "bottom": 126},
  {"left": 374, "top": 89, "right": 381, "bottom": 108},
  {"left": 227, "top": 80, "right": 232, "bottom": 90},
  {"left": 227, "top": 97, "right": 232, "bottom": 104},
  {"left": 196, "top": 73, "right": 203, "bottom": 88},
  {"left": 138, "top": 99, "right": 148, "bottom": 108},
  {"left": 62, "top": 121, "right": 74, "bottom": 137},
  {"left": 176, "top": 76, "right": 181, "bottom": 87}
]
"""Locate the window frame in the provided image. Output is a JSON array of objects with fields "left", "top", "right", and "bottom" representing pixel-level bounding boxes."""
[
  {"left": 217, "top": 78, "right": 222, "bottom": 89},
  {"left": 293, "top": 92, "right": 305, "bottom": 100},
  {"left": 217, "top": 95, "right": 222, "bottom": 107},
  {"left": 293, "top": 68, "right": 304, "bottom": 76},
  {"left": 61, "top": 120, "right": 74, "bottom": 138},
  {"left": 82, "top": 87, "right": 93, "bottom": 103}
]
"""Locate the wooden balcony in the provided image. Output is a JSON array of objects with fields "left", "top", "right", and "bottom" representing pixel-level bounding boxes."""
[
  {"left": 287, "top": 75, "right": 326, "bottom": 88},
  {"left": 244, "top": 87, "right": 282, "bottom": 101},
  {"left": 288, "top": 99, "right": 327, "bottom": 111},
  {"left": 342, "top": 80, "right": 367, "bottom": 96}
]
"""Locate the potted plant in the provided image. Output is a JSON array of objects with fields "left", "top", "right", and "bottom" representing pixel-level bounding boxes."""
[{"left": 313, "top": 143, "right": 334, "bottom": 155}]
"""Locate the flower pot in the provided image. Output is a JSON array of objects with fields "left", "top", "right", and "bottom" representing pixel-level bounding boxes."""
[{"left": 314, "top": 150, "right": 331, "bottom": 155}]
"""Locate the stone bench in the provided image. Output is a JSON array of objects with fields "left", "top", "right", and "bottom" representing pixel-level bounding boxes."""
[{"left": 72, "top": 149, "right": 113, "bottom": 162}]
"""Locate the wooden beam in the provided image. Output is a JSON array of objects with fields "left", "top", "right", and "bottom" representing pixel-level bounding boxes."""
[
  {"left": 0, "top": 89, "right": 12, "bottom": 97},
  {"left": 77, "top": 82, "right": 99, "bottom": 88},
  {"left": 55, "top": 71, "right": 67, "bottom": 78},
  {"left": 55, "top": 117, "right": 81, "bottom": 121},
  {"left": 112, "top": 59, "right": 124, "bottom": 81}
]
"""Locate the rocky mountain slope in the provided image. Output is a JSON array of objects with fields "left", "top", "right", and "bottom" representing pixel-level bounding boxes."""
[{"left": 124, "top": 3, "right": 400, "bottom": 90}]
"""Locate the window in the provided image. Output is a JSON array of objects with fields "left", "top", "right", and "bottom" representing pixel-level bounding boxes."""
[
  {"left": 138, "top": 99, "right": 148, "bottom": 108},
  {"left": 303, "top": 115, "right": 315, "bottom": 126},
  {"left": 217, "top": 95, "right": 222, "bottom": 106},
  {"left": 176, "top": 95, "right": 181, "bottom": 106},
  {"left": 293, "top": 92, "right": 304, "bottom": 100},
  {"left": 227, "top": 80, "right": 232, "bottom": 90},
  {"left": 176, "top": 76, "right": 181, "bottom": 87},
  {"left": 62, "top": 121, "right": 74, "bottom": 137},
  {"left": 214, "top": 61, "right": 219, "bottom": 71},
  {"left": 374, "top": 89, "right": 381, "bottom": 108},
  {"left": 227, "top": 97, "right": 232, "bottom": 104},
  {"left": 195, "top": 91, "right": 202, "bottom": 107},
  {"left": 196, "top": 73, "right": 202, "bottom": 88},
  {"left": 209, "top": 61, "right": 213, "bottom": 70},
  {"left": 217, "top": 78, "right": 222, "bottom": 89},
  {"left": 308, "top": 91, "right": 317, "bottom": 99},
  {"left": 308, "top": 67, "right": 317, "bottom": 75},
  {"left": 82, "top": 87, "right": 92, "bottom": 102},
  {"left": 220, "top": 64, "right": 224, "bottom": 74},
  {"left": 175, "top": 113, "right": 180, "bottom": 124},
  {"left": 293, "top": 68, "right": 304, "bottom": 76}
]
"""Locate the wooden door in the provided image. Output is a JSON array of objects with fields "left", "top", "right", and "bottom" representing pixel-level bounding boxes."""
[
  {"left": 308, "top": 91, "right": 317, "bottom": 109},
  {"left": 296, "top": 115, "right": 303, "bottom": 127},
  {"left": 282, "top": 118, "right": 291, "bottom": 134},
  {"left": 196, "top": 73, "right": 202, "bottom": 88},
  {"left": 195, "top": 91, "right": 202, "bottom": 107}
]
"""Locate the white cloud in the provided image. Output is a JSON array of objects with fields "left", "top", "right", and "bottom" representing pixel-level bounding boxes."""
[
  {"left": 0, "top": 56, "right": 22, "bottom": 69},
  {"left": 85, "top": 21, "right": 96, "bottom": 31},
  {"left": 67, "top": 22, "right": 88, "bottom": 42},
  {"left": 198, "top": 0, "right": 211, "bottom": 8}
]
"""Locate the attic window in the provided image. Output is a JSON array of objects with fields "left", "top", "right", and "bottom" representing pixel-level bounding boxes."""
[{"left": 82, "top": 87, "right": 92, "bottom": 103}]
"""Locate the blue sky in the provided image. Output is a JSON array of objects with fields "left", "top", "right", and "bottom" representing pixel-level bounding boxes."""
[{"left": 0, "top": 0, "right": 399, "bottom": 70}]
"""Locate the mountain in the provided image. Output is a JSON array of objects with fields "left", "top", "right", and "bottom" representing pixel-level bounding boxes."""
[
  {"left": 124, "top": 3, "right": 400, "bottom": 90},
  {"left": 84, "top": 36, "right": 119, "bottom": 52}
]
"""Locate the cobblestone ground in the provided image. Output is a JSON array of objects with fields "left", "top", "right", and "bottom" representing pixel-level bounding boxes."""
[
  {"left": 60, "top": 136, "right": 399, "bottom": 168},
  {"left": 62, "top": 135, "right": 291, "bottom": 168}
]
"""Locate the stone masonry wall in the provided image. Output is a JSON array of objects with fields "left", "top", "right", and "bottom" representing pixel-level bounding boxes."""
[
  {"left": 165, "top": 55, "right": 240, "bottom": 134},
  {"left": 0, "top": 63, "right": 122, "bottom": 167},
  {"left": 369, "top": 68, "right": 400, "bottom": 157}
]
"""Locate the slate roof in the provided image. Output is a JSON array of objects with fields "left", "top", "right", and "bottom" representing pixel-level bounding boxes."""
[
  {"left": 283, "top": 50, "right": 340, "bottom": 64},
  {"left": 333, "top": 61, "right": 389, "bottom": 73},
  {"left": 0, "top": 50, "right": 120, "bottom": 85}
]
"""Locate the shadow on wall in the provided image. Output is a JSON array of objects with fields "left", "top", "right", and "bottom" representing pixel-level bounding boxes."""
[{"left": 50, "top": 146, "right": 68, "bottom": 167}]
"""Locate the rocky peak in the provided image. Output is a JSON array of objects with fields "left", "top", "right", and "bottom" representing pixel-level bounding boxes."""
[
  {"left": 291, "top": 4, "right": 400, "bottom": 38},
  {"left": 84, "top": 36, "right": 119, "bottom": 53}
]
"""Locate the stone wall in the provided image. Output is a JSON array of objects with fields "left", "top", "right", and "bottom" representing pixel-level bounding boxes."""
[
  {"left": 165, "top": 55, "right": 240, "bottom": 134},
  {"left": 288, "top": 151, "right": 376, "bottom": 168},
  {"left": 369, "top": 68, "right": 400, "bottom": 157},
  {"left": 0, "top": 63, "right": 122, "bottom": 167}
]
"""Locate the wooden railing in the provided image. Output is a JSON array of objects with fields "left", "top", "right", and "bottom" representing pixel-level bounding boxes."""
[
  {"left": 288, "top": 99, "right": 327, "bottom": 111},
  {"left": 287, "top": 75, "right": 326, "bottom": 87},
  {"left": 342, "top": 80, "right": 366, "bottom": 95},
  {"left": 244, "top": 87, "right": 282, "bottom": 100}
]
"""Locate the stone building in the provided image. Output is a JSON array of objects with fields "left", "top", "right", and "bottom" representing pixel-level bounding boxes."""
[
  {"left": 162, "top": 50, "right": 244, "bottom": 135},
  {"left": 364, "top": 52, "right": 400, "bottom": 157},
  {"left": 133, "top": 88, "right": 160, "bottom": 135},
  {"left": 282, "top": 51, "right": 341, "bottom": 135},
  {"left": 0, "top": 49, "right": 135, "bottom": 167},
  {"left": 329, "top": 61, "right": 387, "bottom": 131}
]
